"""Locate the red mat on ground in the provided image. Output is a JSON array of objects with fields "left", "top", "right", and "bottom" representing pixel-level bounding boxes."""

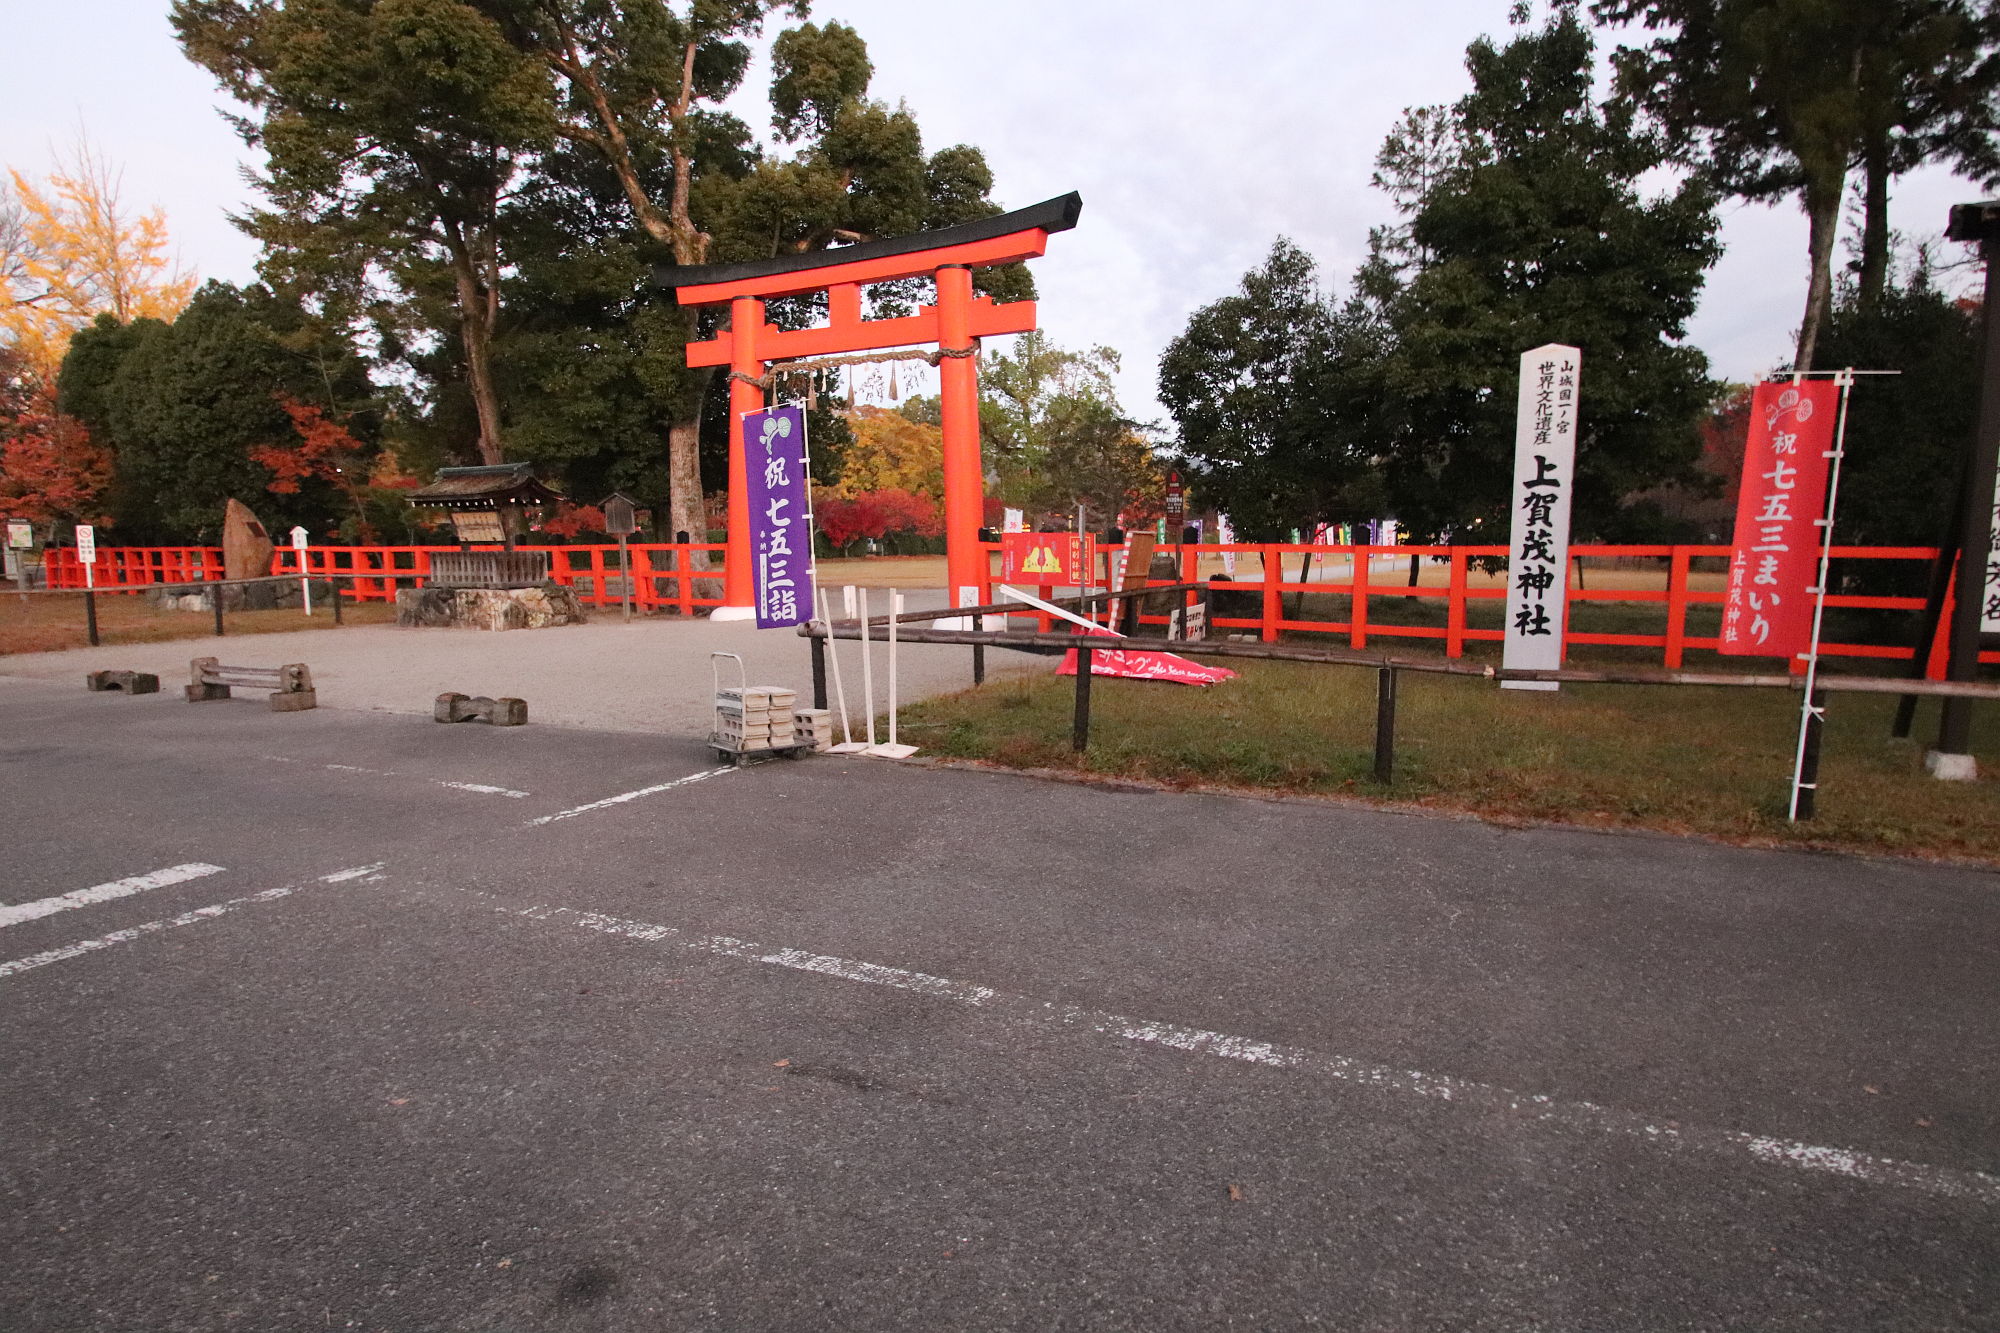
[{"left": 1056, "top": 627, "right": 1237, "bottom": 685}]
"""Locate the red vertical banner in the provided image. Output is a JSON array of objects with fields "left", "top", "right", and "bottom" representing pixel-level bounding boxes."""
[{"left": 1718, "top": 381, "right": 1840, "bottom": 658}]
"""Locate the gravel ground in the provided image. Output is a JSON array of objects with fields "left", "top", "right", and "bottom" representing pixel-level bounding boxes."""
[{"left": 0, "top": 591, "right": 1047, "bottom": 736}]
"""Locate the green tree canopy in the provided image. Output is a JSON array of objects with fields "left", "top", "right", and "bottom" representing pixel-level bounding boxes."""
[
  {"left": 1376, "top": 4, "right": 1721, "bottom": 541},
  {"left": 1158, "top": 240, "right": 1391, "bottom": 541},
  {"left": 59, "top": 281, "right": 376, "bottom": 541}
]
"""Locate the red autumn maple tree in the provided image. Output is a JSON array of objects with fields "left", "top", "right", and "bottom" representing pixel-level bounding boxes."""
[{"left": 0, "top": 357, "right": 112, "bottom": 528}]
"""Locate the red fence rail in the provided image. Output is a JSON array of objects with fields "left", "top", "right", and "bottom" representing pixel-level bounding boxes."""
[
  {"left": 974, "top": 541, "right": 1997, "bottom": 678},
  {"left": 43, "top": 543, "right": 730, "bottom": 615},
  {"left": 39, "top": 540, "right": 1997, "bottom": 675}
]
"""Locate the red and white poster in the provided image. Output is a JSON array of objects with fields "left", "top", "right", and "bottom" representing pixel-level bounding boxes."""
[
  {"left": 1056, "top": 626, "right": 1237, "bottom": 686},
  {"left": 1718, "top": 381, "right": 1839, "bottom": 658}
]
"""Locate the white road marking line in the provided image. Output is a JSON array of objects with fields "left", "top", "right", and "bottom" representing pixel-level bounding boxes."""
[
  {"left": 437, "top": 781, "right": 530, "bottom": 799},
  {"left": 483, "top": 895, "right": 2000, "bottom": 1207},
  {"left": 0, "top": 863, "right": 226, "bottom": 929},
  {"left": 261, "top": 755, "right": 531, "bottom": 799},
  {"left": 526, "top": 768, "right": 734, "bottom": 826},
  {"left": 0, "top": 864, "right": 386, "bottom": 981}
]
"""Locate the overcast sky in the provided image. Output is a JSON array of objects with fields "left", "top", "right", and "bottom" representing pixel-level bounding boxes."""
[{"left": 3, "top": 0, "right": 1987, "bottom": 422}]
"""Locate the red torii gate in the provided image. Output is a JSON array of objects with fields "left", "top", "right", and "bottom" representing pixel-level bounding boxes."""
[{"left": 658, "top": 193, "right": 1082, "bottom": 618}]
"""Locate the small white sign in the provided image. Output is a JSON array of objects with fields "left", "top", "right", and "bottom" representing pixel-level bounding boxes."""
[
  {"left": 1003, "top": 508, "right": 1024, "bottom": 534},
  {"left": 290, "top": 525, "right": 309, "bottom": 550},
  {"left": 74, "top": 524, "right": 97, "bottom": 564},
  {"left": 6, "top": 519, "right": 31, "bottom": 550},
  {"left": 1501, "top": 344, "right": 1581, "bottom": 692}
]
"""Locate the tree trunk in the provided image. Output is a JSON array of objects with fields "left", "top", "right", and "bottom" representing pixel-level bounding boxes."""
[
  {"left": 1794, "top": 172, "right": 1845, "bottom": 373},
  {"left": 1858, "top": 126, "right": 1890, "bottom": 312},
  {"left": 667, "top": 408, "right": 709, "bottom": 570},
  {"left": 448, "top": 243, "right": 504, "bottom": 465}
]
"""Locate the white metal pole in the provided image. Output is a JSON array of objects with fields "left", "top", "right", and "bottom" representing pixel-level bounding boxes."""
[
  {"left": 820, "top": 585, "right": 854, "bottom": 745},
  {"left": 887, "top": 589, "right": 901, "bottom": 746},
  {"left": 1788, "top": 369, "right": 1858, "bottom": 821},
  {"left": 858, "top": 586, "right": 877, "bottom": 746}
]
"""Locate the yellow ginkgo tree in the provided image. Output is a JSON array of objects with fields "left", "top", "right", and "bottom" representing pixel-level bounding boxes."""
[{"left": 1, "top": 139, "right": 196, "bottom": 382}]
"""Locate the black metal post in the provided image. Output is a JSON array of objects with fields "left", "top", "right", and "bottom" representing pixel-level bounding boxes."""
[
  {"left": 211, "top": 582, "right": 225, "bottom": 637},
  {"left": 1936, "top": 207, "right": 2000, "bottom": 759},
  {"left": 84, "top": 590, "right": 99, "bottom": 647},
  {"left": 1373, "top": 666, "right": 1397, "bottom": 783},
  {"left": 810, "top": 631, "right": 828, "bottom": 711},
  {"left": 973, "top": 641, "right": 986, "bottom": 685},
  {"left": 332, "top": 575, "right": 344, "bottom": 624},
  {"left": 1795, "top": 687, "right": 1828, "bottom": 819},
  {"left": 1072, "top": 645, "right": 1093, "bottom": 753},
  {"left": 1200, "top": 579, "right": 1214, "bottom": 638}
]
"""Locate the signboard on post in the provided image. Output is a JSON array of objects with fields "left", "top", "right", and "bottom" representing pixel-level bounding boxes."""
[
  {"left": 74, "top": 523, "right": 98, "bottom": 591},
  {"left": 1501, "top": 344, "right": 1580, "bottom": 691},
  {"left": 1164, "top": 470, "right": 1185, "bottom": 535},
  {"left": 1001, "top": 531, "right": 1091, "bottom": 585},
  {"left": 1718, "top": 380, "right": 1839, "bottom": 659},
  {"left": 603, "top": 493, "right": 640, "bottom": 621},
  {"left": 6, "top": 520, "right": 31, "bottom": 550},
  {"left": 743, "top": 405, "right": 812, "bottom": 629}
]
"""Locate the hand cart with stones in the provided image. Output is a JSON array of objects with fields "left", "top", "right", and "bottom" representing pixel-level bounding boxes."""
[{"left": 707, "top": 652, "right": 817, "bottom": 766}]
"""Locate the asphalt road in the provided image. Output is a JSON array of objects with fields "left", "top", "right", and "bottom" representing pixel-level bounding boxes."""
[{"left": 2, "top": 674, "right": 1997, "bottom": 1331}]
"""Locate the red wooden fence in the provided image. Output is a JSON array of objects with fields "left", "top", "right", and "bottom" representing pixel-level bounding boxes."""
[{"left": 38, "top": 540, "right": 1997, "bottom": 675}]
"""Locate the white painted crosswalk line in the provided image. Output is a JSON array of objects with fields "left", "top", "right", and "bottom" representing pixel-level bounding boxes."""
[{"left": 0, "top": 863, "right": 226, "bottom": 929}]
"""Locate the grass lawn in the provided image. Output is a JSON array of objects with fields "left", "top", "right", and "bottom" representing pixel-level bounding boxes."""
[
  {"left": 899, "top": 656, "right": 2000, "bottom": 863},
  {"left": 0, "top": 591, "right": 399, "bottom": 655}
]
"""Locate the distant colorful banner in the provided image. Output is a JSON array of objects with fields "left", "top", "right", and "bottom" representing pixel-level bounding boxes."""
[
  {"left": 743, "top": 405, "right": 811, "bottom": 629},
  {"left": 1719, "top": 381, "right": 1838, "bottom": 658}
]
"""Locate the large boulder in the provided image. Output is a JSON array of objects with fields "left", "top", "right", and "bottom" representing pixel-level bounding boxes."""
[{"left": 222, "top": 498, "right": 275, "bottom": 581}]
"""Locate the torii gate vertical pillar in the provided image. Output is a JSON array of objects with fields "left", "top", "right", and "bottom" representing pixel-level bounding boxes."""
[
  {"left": 935, "top": 265, "right": 984, "bottom": 612},
  {"left": 714, "top": 295, "right": 764, "bottom": 619}
]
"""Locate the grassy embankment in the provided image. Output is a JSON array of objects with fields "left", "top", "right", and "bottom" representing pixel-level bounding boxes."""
[{"left": 900, "top": 586, "right": 2000, "bottom": 862}]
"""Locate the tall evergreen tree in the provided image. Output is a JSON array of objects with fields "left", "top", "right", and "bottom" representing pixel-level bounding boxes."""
[
  {"left": 1159, "top": 240, "right": 1392, "bottom": 541},
  {"left": 1376, "top": 4, "right": 1720, "bottom": 541}
]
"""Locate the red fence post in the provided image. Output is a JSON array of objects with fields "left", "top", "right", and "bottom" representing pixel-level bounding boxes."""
[
  {"left": 1665, "top": 548, "right": 1690, "bottom": 669},
  {"left": 1447, "top": 549, "right": 1467, "bottom": 658},
  {"left": 1350, "top": 546, "right": 1370, "bottom": 650},
  {"left": 1260, "top": 545, "right": 1281, "bottom": 643}
]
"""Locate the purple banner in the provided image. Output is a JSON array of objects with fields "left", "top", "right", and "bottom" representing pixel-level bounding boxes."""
[{"left": 744, "top": 405, "right": 811, "bottom": 628}]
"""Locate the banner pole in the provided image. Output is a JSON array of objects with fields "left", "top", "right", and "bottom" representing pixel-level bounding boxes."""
[{"left": 1788, "top": 369, "right": 1857, "bottom": 821}]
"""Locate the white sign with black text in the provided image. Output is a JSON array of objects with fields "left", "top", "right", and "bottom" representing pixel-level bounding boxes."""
[{"left": 1501, "top": 344, "right": 1581, "bottom": 692}]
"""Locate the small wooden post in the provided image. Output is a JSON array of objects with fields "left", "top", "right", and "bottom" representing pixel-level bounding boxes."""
[
  {"left": 332, "top": 575, "right": 344, "bottom": 624},
  {"left": 973, "top": 641, "right": 986, "bottom": 685},
  {"left": 1373, "top": 666, "right": 1398, "bottom": 783},
  {"left": 1072, "top": 644, "right": 1093, "bottom": 753},
  {"left": 617, "top": 533, "right": 633, "bottom": 621},
  {"left": 810, "top": 630, "right": 828, "bottom": 711},
  {"left": 211, "top": 582, "right": 225, "bottom": 637},
  {"left": 84, "top": 589, "right": 99, "bottom": 647}
]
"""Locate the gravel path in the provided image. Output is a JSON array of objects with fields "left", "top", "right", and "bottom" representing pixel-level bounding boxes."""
[{"left": 0, "top": 593, "right": 1049, "bottom": 736}]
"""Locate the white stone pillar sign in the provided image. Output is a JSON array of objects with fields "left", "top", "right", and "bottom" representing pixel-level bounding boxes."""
[
  {"left": 290, "top": 525, "right": 312, "bottom": 616},
  {"left": 1501, "top": 344, "right": 1581, "bottom": 692}
]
